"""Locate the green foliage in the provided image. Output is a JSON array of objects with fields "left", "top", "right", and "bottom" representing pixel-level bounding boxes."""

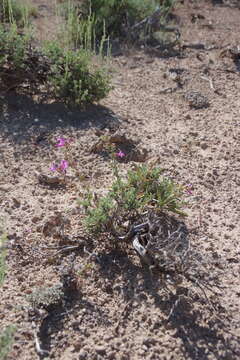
[
  {"left": 0, "top": 0, "right": 37, "bottom": 27},
  {"left": 81, "top": 0, "right": 177, "bottom": 38},
  {"left": 59, "top": 0, "right": 177, "bottom": 48},
  {"left": 0, "top": 226, "right": 7, "bottom": 286},
  {"left": 0, "top": 326, "right": 16, "bottom": 360},
  {"left": 84, "top": 194, "right": 114, "bottom": 233},
  {"left": 81, "top": 164, "right": 186, "bottom": 235},
  {"left": 83, "top": 0, "right": 155, "bottom": 37},
  {"left": 0, "top": 24, "right": 30, "bottom": 69},
  {"left": 58, "top": 1, "right": 100, "bottom": 51},
  {"left": 44, "top": 42, "right": 111, "bottom": 106},
  {"left": 0, "top": 25, "right": 111, "bottom": 106}
]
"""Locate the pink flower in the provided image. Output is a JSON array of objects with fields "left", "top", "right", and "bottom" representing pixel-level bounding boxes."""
[
  {"left": 116, "top": 150, "right": 125, "bottom": 158},
  {"left": 55, "top": 137, "right": 67, "bottom": 147},
  {"left": 50, "top": 160, "right": 68, "bottom": 173},
  {"left": 59, "top": 160, "right": 68, "bottom": 172},
  {"left": 50, "top": 163, "right": 57, "bottom": 172},
  {"left": 185, "top": 184, "right": 193, "bottom": 195}
]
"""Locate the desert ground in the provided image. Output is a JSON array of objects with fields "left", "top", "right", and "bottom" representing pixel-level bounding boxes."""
[{"left": 0, "top": 0, "right": 240, "bottom": 359}]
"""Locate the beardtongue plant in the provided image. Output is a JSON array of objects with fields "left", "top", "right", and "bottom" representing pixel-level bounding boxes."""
[
  {"left": 50, "top": 160, "right": 69, "bottom": 173},
  {"left": 50, "top": 137, "right": 77, "bottom": 176},
  {"left": 79, "top": 142, "right": 188, "bottom": 235}
]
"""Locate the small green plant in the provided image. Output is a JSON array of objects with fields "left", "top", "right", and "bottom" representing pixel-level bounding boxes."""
[
  {"left": 0, "top": 225, "right": 7, "bottom": 286},
  {"left": 0, "top": 326, "right": 16, "bottom": 360},
  {"left": 81, "top": 163, "right": 187, "bottom": 235}
]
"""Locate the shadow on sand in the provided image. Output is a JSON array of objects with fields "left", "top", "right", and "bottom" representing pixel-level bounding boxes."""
[
  {"left": 0, "top": 92, "right": 122, "bottom": 149},
  {"left": 95, "top": 245, "right": 240, "bottom": 360}
]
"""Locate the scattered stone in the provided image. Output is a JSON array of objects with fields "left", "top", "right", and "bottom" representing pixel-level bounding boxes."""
[
  {"left": 201, "top": 143, "right": 208, "bottom": 150},
  {"left": 108, "top": 351, "right": 116, "bottom": 360},
  {"left": 109, "top": 132, "right": 129, "bottom": 144},
  {"left": 184, "top": 91, "right": 209, "bottom": 109},
  {"left": 34, "top": 171, "right": 64, "bottom": 185},
  {"left": 12, "top": 197, "right": 21, "bottom": 208},
  {"left": 78, "top": 349, "right": 87, "bottom": 359},
  {"left": 0, "top": 184, "right": 11, "bottom": 192},
  {"left": 128, "top": 147, "right": 149, "bottom": 162},
  {"left": 220, "top": 45, "right": 240, "bottom": 60},
  {"left": 90, "top": 130, "right": 148, "bottom": 163},
  {"left": 32, "top": 216, "right": 41, "bottom": 224},
  {"left": 42, "top": 212, "right": 70, "bottom": 237},
  {"left": 95, "top": 345, "right": 106, "bottom": 355}
]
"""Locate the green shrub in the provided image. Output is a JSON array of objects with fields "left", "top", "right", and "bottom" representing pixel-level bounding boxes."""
[
  {"left": 59, "top": 0, "right": 177, "bottom": 49},
  {"left": 44, "top": 42, "right": 111, "bottom": 106},
  {"left": 82, "top": 0, "right": 156, "bottom": 38},
  {"left": 0, "top": 25, "right": 111, "bottom": 106},
  {"left": 81, "top": 164, "right": 186, "bottom": 235},
  {"left": 0, "top": 24, "right": 38, "bottom": 94},
  {"left": 0, "top": 24, "right": 30, "bottom": 69},
  {"left": 81, "top": 0, "right": 177, "bottom": 38}
]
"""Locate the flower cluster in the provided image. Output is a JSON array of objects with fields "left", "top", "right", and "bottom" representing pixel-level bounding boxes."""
[
  {"left": 50, "top": 160, "right": 68, "bottom": 173},
  {"left": 50, "top": 138, "right": 125, "bottom": 175},
  {"left": 49, "top": 137, "right": 72, "bottom": 173},
  {"left": 55, "top": 137, "right": 72, "bottom": 147}
]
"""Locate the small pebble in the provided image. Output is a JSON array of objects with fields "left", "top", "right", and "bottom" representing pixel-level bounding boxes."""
[
  {"left": 95, "top": 345, "right": 106, "bottom": 355},
  {"left": 201, "top": 143, "right": 208, "bottom": 150}
]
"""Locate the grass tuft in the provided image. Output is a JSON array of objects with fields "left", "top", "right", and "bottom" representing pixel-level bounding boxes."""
[
  {"left": 0, "top": 0, "right": 37, "bottom": 27},
  {"left": 0, "top": 225, "right": 7, "bottom": 286},
  {"left": 80, "top": 164, "right": 187, "bottom": 235},
  {"left": 0, "top": 326, "right": 16, "bottom": 360}
]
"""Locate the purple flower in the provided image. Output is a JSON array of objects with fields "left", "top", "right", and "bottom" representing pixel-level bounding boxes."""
[
  {"left": 185, "top": 183, "right": 193, "bottom": 195},
  {"left": 59, "top": 160, "right": 68, "bottom": 172},
  {"left": 116, "top": 150, "right": 125, "bottom": 158},
  {"left": 50, "top": 160, "right": 68, "bottom": 173},
  {"left": 55, "top": 137, "right": 67, "bottom": 147},
  {"left": 50, "top": 163, "right": 57, "bottom": 172}
]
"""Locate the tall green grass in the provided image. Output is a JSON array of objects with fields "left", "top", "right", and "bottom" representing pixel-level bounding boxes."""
[
  {"left": 56, "top": 0, "right": 109, "bottom": 57},
  {"left": 81, "top": 0, "right": 178, "bottom": 39},
  {"left": 0, "top": 0, "right": 37, "bottom": 27}
]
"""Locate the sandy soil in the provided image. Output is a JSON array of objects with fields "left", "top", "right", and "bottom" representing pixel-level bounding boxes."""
[{"left": 0, "top": 1, "right": 240, "bottom": 359}]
